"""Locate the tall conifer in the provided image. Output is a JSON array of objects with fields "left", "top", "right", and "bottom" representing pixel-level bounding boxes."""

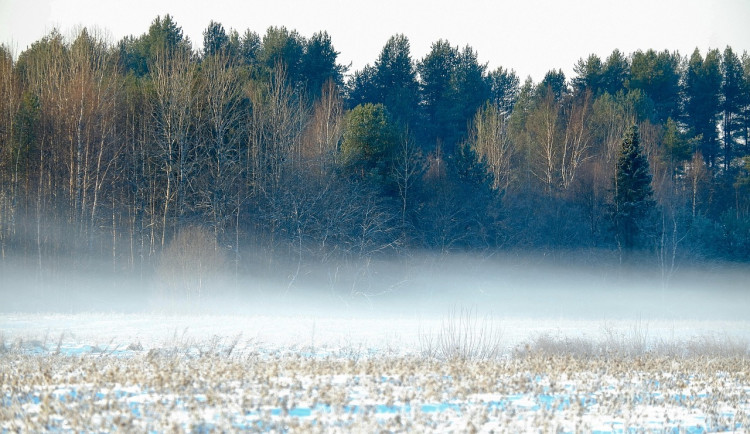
[{"left": 612, "top": 125, "right": 654, "bottom": 249}]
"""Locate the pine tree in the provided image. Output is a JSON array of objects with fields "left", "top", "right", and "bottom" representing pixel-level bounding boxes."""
[
  {"left": 612, "top": 125, "right": 654, "bottom": 249},
  {"left": 683, "top": 48, "right": 722, "bottom": 167},
  {"left": 202, "top": 20, "right": 228, "bottom": 57},
  {"left": 372, "top": 34, "right": 420, "bottom": 128},
  {"left": 340, "top": 103, "right": 399, "bottom": 190},
  {"left": 721, "top": 47, "right": 746, "bottom": 171}
]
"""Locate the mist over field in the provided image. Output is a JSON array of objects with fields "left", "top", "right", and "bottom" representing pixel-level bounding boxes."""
[
  {"left": 3, "top": 252, "right": 750, "bottom": 432},
  {"left": 2, "top": 250, "right": 748, "bottom": 320}
]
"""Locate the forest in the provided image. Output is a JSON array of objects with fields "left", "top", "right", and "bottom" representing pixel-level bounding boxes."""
[{"left": 1, "top": 15, "right": 749, "bottom": 288}]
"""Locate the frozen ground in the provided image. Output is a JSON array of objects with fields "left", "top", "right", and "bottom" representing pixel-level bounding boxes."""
[
  {"left": 1, "top": 313, "right": 749, "bottom": 358},
  {"left": 1, "top": 312, "right": 749, "bottom": 432},
  {"left": 2, "top": 255, "right": 749, "bottom": 431}
]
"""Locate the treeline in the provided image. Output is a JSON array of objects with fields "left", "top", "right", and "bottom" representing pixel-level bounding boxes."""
[{"left": 1, "top": 15, "right": 749, "bottom": 280}]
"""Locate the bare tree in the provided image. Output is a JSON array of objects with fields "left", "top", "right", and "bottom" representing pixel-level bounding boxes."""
[
  {"left": 150, "top": 46, "right": 196, "bottom": 247},
  {"left": 391, "top": 128, "right": 423, "bottom": 230},
  {"left": 526, "top": 88, "right": 559, "bottom": 193},
  {"left": 301, "top": 78, "right": 343, "bottom": 173},
  {"left": 15, "top": 29, "right": 69, "bottom": 271},
  {"left": 686, "top": 151, "right": 708, "bottom": 219},
  {"left": 198, "top": 51, "right": 244, "bottom": 221},
  {"left": 560, "top": 90, "right": 593, "bottom": 190},
  {"left": 0, "top": 45, "right": 18, "bottom": 259},
  {"left": 246, "top": 64, "right": 305, "bottom": 198},
  {"left": 469, "top": 102, "right": 515, "bottom": 192},
  {"left": 195, "top": 50, "right": 245, "bottom": 267},
  {"left": 67, "top": 28, "right": 123, "bottom": 250}
]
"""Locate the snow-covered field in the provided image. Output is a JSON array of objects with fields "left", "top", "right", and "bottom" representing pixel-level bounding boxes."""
[
  {"left": 2, "top": 312, "right": 749, "bottom": 432},
  {"left": 2, "top": 255, "right": 749, "bottom": 431}
]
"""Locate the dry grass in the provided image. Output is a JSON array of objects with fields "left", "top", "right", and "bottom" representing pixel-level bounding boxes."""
[
  {"left": 419, "top": 307, "right": 504, "bottom": 361},
  {"left": 1, "top": 333, "right": 748, "bottom": 432}
]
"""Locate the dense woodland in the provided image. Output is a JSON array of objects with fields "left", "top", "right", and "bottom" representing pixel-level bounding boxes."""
[{"left": 1, "top": 16, "right": 750, "bottom": 285}]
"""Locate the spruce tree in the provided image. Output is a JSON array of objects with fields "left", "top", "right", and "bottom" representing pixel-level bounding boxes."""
[{"left": 612, "top": 125, "right": 655, "bottom": 249}]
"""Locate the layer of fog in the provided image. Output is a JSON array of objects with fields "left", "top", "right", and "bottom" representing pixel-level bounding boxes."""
[{"left": 2, "top": 251, "right": 748, "bottom": 322}]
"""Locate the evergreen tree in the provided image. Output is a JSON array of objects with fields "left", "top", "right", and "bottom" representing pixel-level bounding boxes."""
[
  {"left": 239, "top": 29, "right": 261, "bottom": 66},
  {"left": 629, "top": 49, "right": 681, "bottom": 123},
  {"left": 12, "top": 91, "right": 40, "bottom": 176},
  {"left": 202, "top": 20, "right": 228, "bottom": 57},
  {"left": 340, "top": 103, "right": 399, "bottom": 191},
  {"left": 612, "top": 125, "right": 655, "bottom": 249},
  {"left": 661, "top": 117, "right": 691, "bottom": 171},
  {"left": 572, "top": 54, "right": 603, "bottom": 95},
  {"left": 538, "top": 69, "right": 567, "bottom": 101},
  {"left": 742, "top": 53, "right": 750, "bottom": 152},
  {"left": 347, "top": 65, "right": 378, "bottom": 107},
  {"left": 721, "top": 46, "right": 746, "bottom": 170},
  {"left": 347, "top": 34, "right": 419, "bottom": 130},
  {"left": 258, "top": 26, "right": 305, "bottom": 86},
  {"left": 417, "top": 41, "right": 489, "bottom": 152},
  {"left": 418, "top": 40, "right": 458, "bottom": 148},
  {"left": 487, "top": 66, "right": 520, "bottom": 114},
  {"left": 300, "top": 31, "right": 346, "bottom": 100},
  {"left": 683, "top": 48, "right": 722, "bottom": 168},
  {"left": 601, "top": 49, "right": 629, "bottom": 96},
  {"left": 449, "top": 46, "right": 490, "bottom": 142},
  {"left": 117, "top": 14, "right": 190, "bottom": 77},
  {"left": 372, "top": 34, "right": 420, "bottom": 128}
]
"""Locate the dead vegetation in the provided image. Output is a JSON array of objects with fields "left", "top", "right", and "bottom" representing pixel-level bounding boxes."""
[{"left": 1, "top": 333, "right": 748, "bottom": 432}]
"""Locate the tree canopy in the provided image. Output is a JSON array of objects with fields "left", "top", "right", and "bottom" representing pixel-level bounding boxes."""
[{"left": 1, "top": 17, "right": 750, "bottom": 287}]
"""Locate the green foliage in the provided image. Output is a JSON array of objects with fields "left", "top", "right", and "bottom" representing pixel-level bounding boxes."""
[
  {"left": 16, "top": 29, "right": 68, "bottom": 84},
  {"left": 4, "top": 19, "right": 750, "bottom": 267},
  {"left": 538, "top": 69, "right": 567, "bottom": 101},
  {"left": 258, "top": 26, "right": 305, "bottom": 84},
  {"left": 683, "top": 48, "right": 722, "bottom": 167},
  {"left": 449, "top": 47, "right": 490, "bottom": 139},
  {"left": 601, "top": 49, "right": 629, "bottom": 96},
  {"left": 720, "top": 47, "right": 747, "bottom": 167},
  {"left": 301, "top": 31, "right": 345, "bottom": 97},
  {"left": 202, "top": 20, "right": 229, "bottom": 58},
  {"left": 573, "top": 50, "right": 629, "bottom": 98},
  {"left": 418, "top": 40, "right": 458, "bottom": 146},
  {"left": 347, "top": 65, "right": 378, "bottom": 107},
  {"left": 374, "top": 34, "right": 420, "bottom": 128},
  {"left": 348, "top": 35, "right": 419, "bottom": 129},
  {"left": 573, "top": 54, "right": 603, "bottom": 94},
  {"left": 341, "top": 103, "right": 399, "bottom": 190},
  {"left": 452, "top": 142, "right": 494, "bottom": 193},
  {"left": 417, "top": 41, "right": 490, "bottom": 151},
  {"left": 628, "top": 49, "right": 681, "bottom": 123},
  {"left": 240, "top": 27, "right": 346, "bottom": 101},
  {"left": 612, "top": 125, "right": 655, "bottom": 249},
  {"left": 118, "top": 14, "right": 190, "bottom": 77},
  {"left": 148, "top": 14, "right": 189, "bottom": 52},
  {"left": 661, "top": 117, "right": 692, "bottom": 168},
  {"left": 238, "top": 30, "right": 261, "bottom": 66},
  {"left": 487, "top": 66, "right": 520, "bottom": 113}
]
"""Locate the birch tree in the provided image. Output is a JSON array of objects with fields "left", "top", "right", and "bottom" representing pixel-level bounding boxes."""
[
  {"left": 150, "top": 46, "right": 196, "bottom": 247},
  {"left": 469, "top": 102, "right": 514, "bottom": 192}
]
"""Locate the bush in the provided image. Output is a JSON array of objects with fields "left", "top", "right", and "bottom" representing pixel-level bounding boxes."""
[{"left": 420, "top": 308, "right": 503, "bottom": 361}]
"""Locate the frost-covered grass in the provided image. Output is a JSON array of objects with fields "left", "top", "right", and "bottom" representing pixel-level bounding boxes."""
[{"left": 1, "top": 317, "right": 749, "bottom": 433}]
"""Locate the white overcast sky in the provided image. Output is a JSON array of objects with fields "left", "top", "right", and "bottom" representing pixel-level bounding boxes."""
[{"left": 1, "top": 0, "right": 749, "bottom": 82}]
